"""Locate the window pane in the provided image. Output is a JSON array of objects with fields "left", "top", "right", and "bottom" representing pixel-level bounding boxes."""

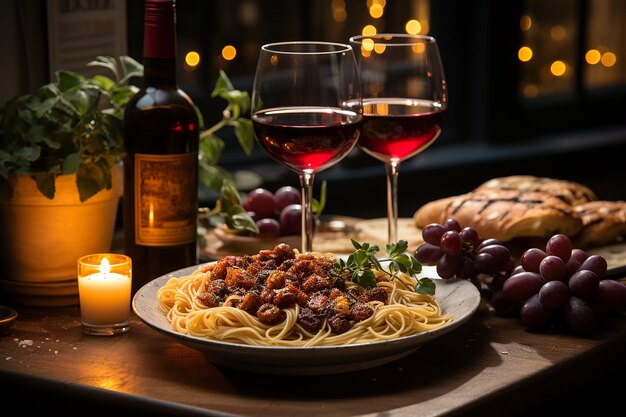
[
  {"left": 519, "top": 0, "right": 578, "bottom": 99},
  {"left": 584, "top": 0, "right": 626, "bottom": 89}
]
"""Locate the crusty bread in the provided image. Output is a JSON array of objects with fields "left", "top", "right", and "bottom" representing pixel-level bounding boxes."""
[
  {"left": 475, "top": 175, "right": 597, "bottom": 206},
  {"left": 572, "top": 201, "right": 626, "bottom": 248},
  {"left": 413, "top": 188, "right": 583, "bottom": 242}
]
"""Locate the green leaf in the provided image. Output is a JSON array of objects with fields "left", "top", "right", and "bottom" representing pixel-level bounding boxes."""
[
  {"left": 221, "top": 90, "right": 251, "bottom": 114},
  {"left": 228, "top": 212, "right": 259, "bottom": 234},
  {"left": 312, "top": 180, "right": 327, "bottom": 215},
  {"left": 415, "top": 278, "right": 436, "bottom": 296},
  {"left": 14, "top": 145, "right": 41, "bottom": 162},
  {"left": 357, "top": 270, "right": 377, "bottom": 289},
  {"left": 354, "top": 249, "right": 369, "bottom": 267},
  {"left": 90, "top": 75, "right": 115, "bottom": 90},
  {"left": 234, "top": 118, "right": 254, "bottom": 156},
  {"left": 29, "top": 97, "right": 57, "bottom": 118},
  {"left": 56, "top": 71, "right": 85, "bottom": 92},
  {"left": 198, "top": 159, "right": 232, "bottom": 190},
  {"left": 351, "top": 239, "right": 362, "bottom": 250},
  {"left": 199, "top": 133, "right": 225, "bottom": 165},
  {"left": 119, "top": 55, "right": 144, "bottom": 84},
  {"left": 34, "top": 172, "right": 55, "bottom": 199},
  {"left": 64, "top": 88, "right": 99, "bottom": 116},
  {"left": 109, "top": 86, "right": 138, "bottom": 110},
  {"left": 87, "top": 56, "right": 119, "bottom": 80},
  {"left": 76, "top": 162, "right": 106, "bottom": 202},
  {"left": 211, "top": 70, "right": 235, "bottom": 97},
  {"left": 220, "top": 179, "right": 243, "bottom": 206},
  {"left": 62, "top": 153, "right": 83, "bottom": 174}
]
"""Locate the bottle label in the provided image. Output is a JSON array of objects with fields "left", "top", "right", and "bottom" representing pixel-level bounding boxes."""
[{"left": 134, "top": 153, "right": 197, "bottom": 246}]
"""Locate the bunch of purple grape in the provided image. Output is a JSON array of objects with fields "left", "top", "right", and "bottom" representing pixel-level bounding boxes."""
[
  {"left": 242, "top": 186, "right": 302, "bottom": 238},
  {"left": 414, "top": 219, "right": 514, "bottom": 288},
  {"left": 495, "top": 233, "right": 626, "bottom": 334}
]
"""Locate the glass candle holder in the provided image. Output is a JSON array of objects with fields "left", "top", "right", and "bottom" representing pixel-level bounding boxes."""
[{"left": 77, "top": 253, "right": 132, "bottom": 336}]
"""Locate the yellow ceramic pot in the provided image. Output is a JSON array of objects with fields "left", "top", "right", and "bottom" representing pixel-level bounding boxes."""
[{"left": 0, "top": 164, "right": 123, "bottom": 283}]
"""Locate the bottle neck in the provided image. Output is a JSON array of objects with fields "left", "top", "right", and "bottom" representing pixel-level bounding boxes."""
[
  {"left": 143, "top": 57, "right": 177, "bottom": 87},
  {"left": 143, "top": 0, "right": 177, "bottom": 88}
]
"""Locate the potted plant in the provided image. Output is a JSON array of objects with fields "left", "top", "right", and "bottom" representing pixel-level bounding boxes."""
[{"left": 0, "top": 56, "right": 142, "bottom": 285}]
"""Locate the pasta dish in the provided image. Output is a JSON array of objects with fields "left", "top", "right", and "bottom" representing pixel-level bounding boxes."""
[{"left": 157, "top": 243, "right": 451, "bottom": 347}]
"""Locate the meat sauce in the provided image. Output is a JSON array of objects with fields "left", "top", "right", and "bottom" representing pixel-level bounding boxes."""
[{"left": 197, "top": 243, "right": 388, "bottom": 334}]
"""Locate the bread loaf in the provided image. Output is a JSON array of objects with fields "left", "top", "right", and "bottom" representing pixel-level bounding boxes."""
[
  {"left": 475, "top": 175, "right": 597, "bottom": 206},
  {"left": 573, "top": 201, "right": 626, "bottom": 248},
  {"left": 413, "top": 188, "right": 583, "bottom": 242}
]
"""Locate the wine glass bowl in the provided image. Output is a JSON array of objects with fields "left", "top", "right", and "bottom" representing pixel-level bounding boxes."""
[
  {"left": 251, "top": 41, "right": 362, "bottom": 252},
  {"left": 349, "top": 34, "right": 447, "bottom": 244}
]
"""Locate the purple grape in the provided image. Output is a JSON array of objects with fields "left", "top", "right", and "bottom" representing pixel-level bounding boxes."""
[
  {"left": 489, "top": 274, "right": 508, "bottom": 291},
  {"left": 569, "top": 248, "right": 588, "bottom": 265},
  {"left": 538, "top": 280, "right": 569, "bottom": 308},
  {"left": 597, "top": 280, "right": 626, "bottom": 313},
  {"left": 568, "top": 270, "right": 599, "bottom": 298},
  {"left": 478, "top": 244, "right": 511, "bottom": 267},
  {"left": 440, "top": 230, "right": 463, "bottom": 256},
  {"left": 274, "top": 186, "right": 301, "bottom": 211},
  {"left": 502, "top": 271, "right": 543, "bottom": 302},
  {"left": 245, "top": 188, "right": 277, "bottom": 219},
  {"left": 246, "top": 211, "right": 259, "bottom": 222},
  {"left": 477, "top": 238, "right": 504, "bottom": 251},
  {"left": 443, "top": 218, "right": 461, "bottom": 232},
  {"left": 459, "top": 227, "right": 480, "bottom": 248},
  {"left": 521, "top": 294, "right": 554, "bottom": 329},
  {"left": 436, "top": 255, "right": 460, "bottom": 279},
  {"left": 563, "top": 296, "right": 595, "bottom": 334},
  {"left": 520, "top": 248, "right": 547, "bottom": 273},
  {"left": 565, "top": 258, "right": 582, "bottom": 277},
  {"left": 578, "top": 255, "right": 608, "bottom": 278},
  {"left": 474, "top": 252, "right": 496, "bottom": 274},
  {"left": 456, "top": 256, "right": 477, "bottom": 279},
  {"left": 414, "top": 243, "right": 444, "bottom": 265},
  {"left": 490, "top": 290, "right": 516, "bottom": 315},
  {"left": 545, "top": 233, "right": 572, "bottom": 263},
  {"left": 278, "top": 204, "right": 302, "bottom": 236},
  {"left": 539, "top": 255, "right": 567, "bottom": 281},
  {"left": 256, "top": 218, "right": 281, "bottom": 238},
  {"left": 589, "top": 299, "right": 610, "bottom": 327},
  {"left": 421, "top": 223, "right": 445, "bottom": 246},
  {"left": 511, "top": 265, "right": 525, "bottom": 275},
  {"left": 500, "top": 257, "right": 515, "bottom": 274}
]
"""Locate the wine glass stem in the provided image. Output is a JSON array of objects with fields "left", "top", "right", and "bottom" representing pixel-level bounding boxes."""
[
  {"left": 385, "top": 161, "right": 399, "bottom": 244},
  {"left": 299, "top": 171, "right": 315, "bottom": 253}
]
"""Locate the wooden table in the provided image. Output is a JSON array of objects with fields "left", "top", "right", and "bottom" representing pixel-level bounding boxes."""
[{"left": 2, "top": 296, "right": 625, "bottom": 416}]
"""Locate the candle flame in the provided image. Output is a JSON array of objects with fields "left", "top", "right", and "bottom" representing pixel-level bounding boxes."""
[{"left": 100, "top": 257, "right": 111, "bottom": 275}]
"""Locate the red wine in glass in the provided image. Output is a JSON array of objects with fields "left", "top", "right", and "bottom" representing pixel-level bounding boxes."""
[
  {"left": 359, "top": 98, "right": 445, "bottom": 163},
  {"left": 252, "top": 107, "right": 361, "bottom": 172},
  {"left": 252, "top": 41, "right": 362, "bottom": 253}
]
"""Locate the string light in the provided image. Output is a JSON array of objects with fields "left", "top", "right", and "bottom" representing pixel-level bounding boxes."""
[
  {"left": 405, "top": 20, "right": 421, "bottom": 34},
  {"left": 222, "top": 45, "right": 237, "bottom": 61},
  {"left": 518, "top": 46, "right": 533, "bottom": 62}
]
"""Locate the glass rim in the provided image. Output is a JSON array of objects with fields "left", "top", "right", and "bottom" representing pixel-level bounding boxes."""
[
  {"left": 261, "top": 41, "right": 353, "bottom": 55},
  {"left": 349, "top": 33, "right": 437, "bottom": 46}
]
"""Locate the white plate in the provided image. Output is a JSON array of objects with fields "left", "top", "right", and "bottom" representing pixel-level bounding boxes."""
[{"left": 132, "top": 264, "right": 481, "bottom": 375}]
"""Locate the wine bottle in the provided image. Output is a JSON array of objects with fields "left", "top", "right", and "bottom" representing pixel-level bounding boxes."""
[{"left": 123, "top": 0, "right": 199, "bottom": 294}]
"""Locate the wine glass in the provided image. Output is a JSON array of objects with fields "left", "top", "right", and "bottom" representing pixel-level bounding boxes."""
[
  {"left": 349, "top": 34, "right": 447, "bottom": 244},
  {"left": 251, "top": 41, "right": 362, "bottom": 253}
]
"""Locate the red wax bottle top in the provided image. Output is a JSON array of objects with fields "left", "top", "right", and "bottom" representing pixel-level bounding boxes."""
[{"left": 143, "top": 0, "right": 176, "bottom": 59}]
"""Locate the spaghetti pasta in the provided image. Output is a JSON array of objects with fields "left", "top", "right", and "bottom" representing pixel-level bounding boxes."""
[{"left": 157, "top": 244, "right": 452, "bottom": 347}]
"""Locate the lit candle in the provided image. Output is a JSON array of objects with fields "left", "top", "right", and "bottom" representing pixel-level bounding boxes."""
[{"left": 77, "top": 253, "right": 132, "bottom": 336}]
